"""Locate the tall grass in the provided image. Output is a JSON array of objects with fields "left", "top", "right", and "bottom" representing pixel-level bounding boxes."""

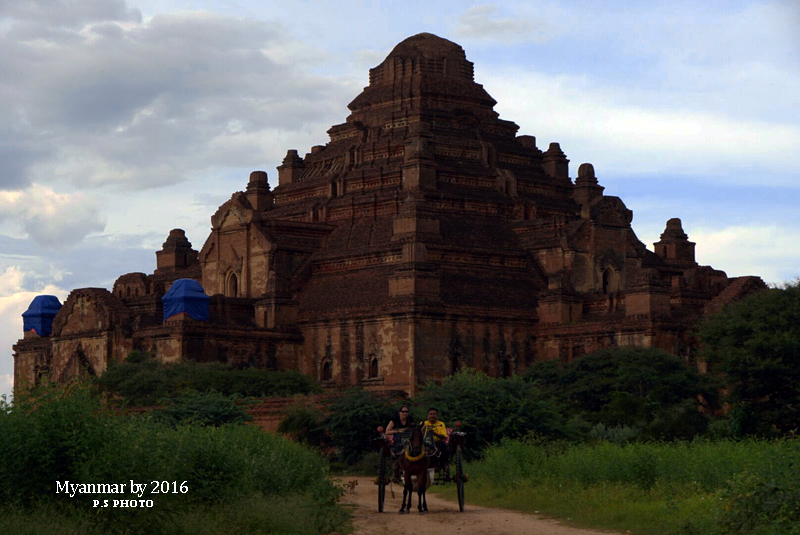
[
  {"left": 0, "top": 382, "right": 349, "bottom": 535},
  {"left": 432, "top": 437, "right": 799, "bottom": 535}
]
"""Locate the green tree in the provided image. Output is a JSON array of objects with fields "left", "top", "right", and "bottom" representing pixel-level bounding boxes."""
[
  {"left": 322, "top": 389, "right": 396, "bottom": 465},
  {"left": 415, "top": 368, "right": 580, "bottom": 452},
  {"left": 699, "top": 281, "right": 800, "bottom": 435},
  {"left": 525, "top": 347, "right": 716, "bottom": 439}
]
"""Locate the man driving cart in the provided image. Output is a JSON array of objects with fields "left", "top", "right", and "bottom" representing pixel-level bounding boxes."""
[{"left": 421, "top": 407, "right": 450, "bottom": 481}]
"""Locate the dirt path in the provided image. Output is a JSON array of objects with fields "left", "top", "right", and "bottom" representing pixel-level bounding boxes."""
[{"left": 338, "top": 476, "right": 620, "bottom": 535}]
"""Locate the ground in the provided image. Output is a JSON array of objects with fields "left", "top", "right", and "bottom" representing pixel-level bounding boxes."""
[{"left": 338, "top": 476, "right": 620, "bottom": 535}]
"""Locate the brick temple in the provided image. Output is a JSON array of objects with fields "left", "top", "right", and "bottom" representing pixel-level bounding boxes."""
[{"left": 13, "top": 33, "right": 765, "bottom": 395}]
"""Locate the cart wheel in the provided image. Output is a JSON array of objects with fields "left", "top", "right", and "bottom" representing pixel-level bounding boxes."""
[
  {"left": 455, "top": 445, "right": 465, "bottom": 512},
  {"left": 378, "top": 448, "right": 387, "bottom": 512}
]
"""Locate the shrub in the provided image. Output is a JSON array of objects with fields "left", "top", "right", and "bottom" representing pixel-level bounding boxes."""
[
  {"left": 277, "top": 400, "right": 329, "bottom": 448},
  {"left": 151, "top": 390, "right": 252, "bottom": 428},
  {"left": 719, "top": 446, "right": 800, "bottom": 534},
  {"left": 0, "top": 381, "right": 346, "bottom": 534},
  {"left": 322, "top": 388, "right": 397, "bottom": 465},
  {"left": 414, "top": 368, "right": 581, "bottom": 454},
  {"left": 96, "top": 355, "right": 320, "bottom": 405},
  {"left": 524, "top": 347, "right": 717, "bottom": 440}
]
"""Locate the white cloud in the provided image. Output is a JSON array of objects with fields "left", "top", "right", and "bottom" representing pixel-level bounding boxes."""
[
  {"left": 0, "top": 184, "right": 106, "bottom": 247},
  {"left": 0, "top": 374, "right": 12, "bottom": 403},
  {"left": 688, "top": 225, "right": 800, "bottom": 285},
  {"left": 455, "top": 5, "right": 557, "bottom": 44},
  {"left": 0, "top": 266, "right": 68, "bottom": 402},
  {"left": 481, "top": 71, "right": 800, "bottom": 184}
]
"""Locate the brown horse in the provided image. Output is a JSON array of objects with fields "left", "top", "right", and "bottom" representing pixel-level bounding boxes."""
[{"left": 398, "top": 427, "right": 429, "bottom": 514}]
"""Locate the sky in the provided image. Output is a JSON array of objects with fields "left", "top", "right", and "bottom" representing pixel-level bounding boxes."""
[{"left": 1, "top": 0, "right": 798, "bottom": 400}]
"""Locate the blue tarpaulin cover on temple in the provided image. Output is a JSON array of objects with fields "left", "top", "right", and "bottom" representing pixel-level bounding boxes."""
[
  {"left": 22, "top": 295, "right": 63, "bottom": 336},
  {"left": 162, "top": 279, "right": 210, "bottom": 322}
]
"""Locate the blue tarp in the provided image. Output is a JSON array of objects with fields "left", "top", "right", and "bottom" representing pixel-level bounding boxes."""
[
  {"left": 162, "top": 279, "right": 210, "bottom": 322},
  {"left": 22, "top": 295, "right": 63, "bottom": 336}
]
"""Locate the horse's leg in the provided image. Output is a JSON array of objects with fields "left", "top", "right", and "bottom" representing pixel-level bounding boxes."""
[
  {"left": 399, "top": 484, "right": 407, "bottom": 514},
  {"left": 417, "top": 468, "right": 427, "bottom": 513},
  {"left": 400, "top": 470, "right": 412, "bottom": 513}
]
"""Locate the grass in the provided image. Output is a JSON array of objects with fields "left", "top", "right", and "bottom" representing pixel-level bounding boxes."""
[
  {"left": 0, "top": 494, "right": 352, "bottom": 535},
  {"left": 429, "top": 438, "right": 800, "bottom": 535},
  {"left": 0, "top": 382, "right": 351, "bottom": 535}
]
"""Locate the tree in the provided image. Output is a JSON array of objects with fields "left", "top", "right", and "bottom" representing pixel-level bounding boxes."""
[
  {"left": 414, "top": 368, "right": 580, "bottom": 452},
  {"left": 699, "top": 281, "right": 800, "bottom": 435},
  {"left": 322, "top": 389, "right": 397, "bottom": 464},
  {"left": 525, "top": 347, "right": 717, "bottom": 439}
]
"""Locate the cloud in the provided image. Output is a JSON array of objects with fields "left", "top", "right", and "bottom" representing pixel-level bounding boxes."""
[
  {"left": 0, "top": 374, "right": 11, "bottom": 403},
  {"left": 0, "top": 266, "right": 68, "bottom": 402},
  {"left": 455, "top": 5, "right": 557, "bottom": 44},
  {"left": 0, "top": 8, "right": 355, "bottom": 191},
  {"left": 481, "top": 70, "right": 800, "bottom": 184},
  {"left": 0, "top": 184, "right": 106, "bottom": 247},
  {"left": 685, "top": 225, "right": 799, "bottom": 285},
  {"left": 0, "top": 0, "right": 142, "bottom": 28}
]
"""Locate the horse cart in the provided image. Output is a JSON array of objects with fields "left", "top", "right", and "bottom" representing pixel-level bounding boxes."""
[{"left": 374, "top": 423, "right": 467, "bottom": 513}]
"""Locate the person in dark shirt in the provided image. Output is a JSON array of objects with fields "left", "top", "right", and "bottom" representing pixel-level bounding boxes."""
[{"left": 385, "top": 405, "right": 415, "bottom": 483}]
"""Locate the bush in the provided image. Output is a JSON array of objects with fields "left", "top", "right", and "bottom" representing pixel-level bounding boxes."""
[
  {"left": 414, "top": 368, "right": 581, "bottom": 454},
  {"left": 96, "top": 354, "right": 320, "bottom": 405},
  {"left": 277, "top": 400, "right": 328, "bottom": 448},
  {"left": 524, "top": 347, "right": 717, "bottom": 440},
  {"left": 322, "top": 388, "right": 397, "bottom": 465},
  {"left": 0, "top": 381, "right": 346, "bottom": 534},
  {"left": 720, "top": 467, "right": 800, "bottom": 535},
  {"left": 151, "top": 390, "right": 252, "bottom": 428}
]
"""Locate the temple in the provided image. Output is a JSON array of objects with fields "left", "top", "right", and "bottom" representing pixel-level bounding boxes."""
[{"left": 13, "top": 34, "right": 765, "bottom": 394}]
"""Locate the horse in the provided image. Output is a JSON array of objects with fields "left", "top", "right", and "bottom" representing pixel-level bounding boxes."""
[{"left": 397, "top": 427, "right": 429, "bottom": 514}]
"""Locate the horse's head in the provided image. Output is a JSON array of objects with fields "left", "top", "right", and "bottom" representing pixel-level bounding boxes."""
[{"left": 406, "top": 427, "right": 424, "bottom": 458}]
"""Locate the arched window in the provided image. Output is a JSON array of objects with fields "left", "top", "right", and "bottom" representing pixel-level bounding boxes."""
[
  {"left": 603, "top": 268, "right": 613, "bottom": 294},
  {"left": 369, "top": 357, "right": 379, "bottom": 379},
  {"left": 322, "top": 360, "right": 332, "bottom": 381},
  {"left": 502, "top": 359, "right": 511, "bottom": 378},
  {"left": 227, "top": 272, "right": 238, "bottom": 297},
  {"left": 451, "top": 353, "right": 461, "bottom": 375},
  {"left": 126, "top": 287, "right": 131, "bottom": 297}
]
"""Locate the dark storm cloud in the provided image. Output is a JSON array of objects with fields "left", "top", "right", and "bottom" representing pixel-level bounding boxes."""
[{"left": 0, "top": 4, "right": 351, "bottom": 191}]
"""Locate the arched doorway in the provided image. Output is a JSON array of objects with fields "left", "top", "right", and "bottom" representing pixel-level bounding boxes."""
[
  {"left": 502, "top": 359, "right": 511, "bottom": 378},
  {"left": 451, "top": 353, "right": 461, "bottom": 375},
  {"left": 322, "top": 360, "right": 332, "bottom": 381},
  {"left": 369, "top": 357, "right": 379, "bottom": 379},
  {"left": 227, "top": 272, "right": 238, "bottom": 297},
  {"left": 603, "top": 268, "right": 613, "bottom": 294}
]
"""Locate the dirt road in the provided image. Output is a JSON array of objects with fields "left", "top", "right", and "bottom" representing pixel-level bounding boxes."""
[{"left": 338, "top": 476, "right": 620, "bottom": 535}]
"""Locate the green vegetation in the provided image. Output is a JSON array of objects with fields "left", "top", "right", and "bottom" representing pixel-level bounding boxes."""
[
  {"left": 96, "top": 351, "right": 320, "bottom": 405},
  {"left": 431, "top": 437, "right": 800, "bottom": 534},
  {"left": 415, "top": 368, "right": 581, "bottom": 452},
  {"left": 150, "top": 390, "right": 252, "bottom": 428},
  {"left": 0, "top": 382, "right": 349, "bottom": 535},
  {"left": 524, "top": 347, "right": 717, "bottom": 441},
  {"left": 699, "top": 280, "right": 800, "bottom": 436}
]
